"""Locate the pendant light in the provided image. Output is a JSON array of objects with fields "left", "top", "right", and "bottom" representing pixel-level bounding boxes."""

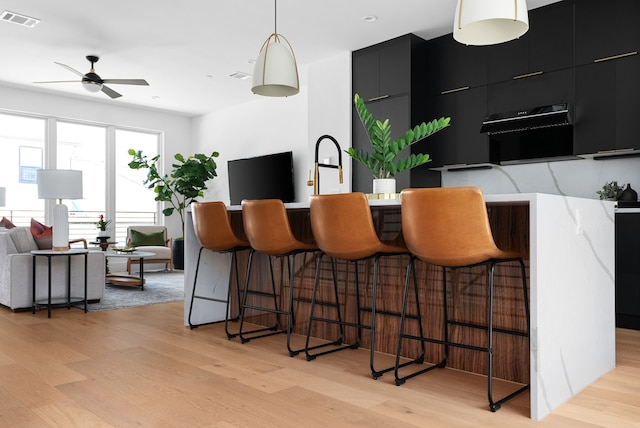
[
  {"left": 251, "top": 0, "right": 299, "bottom": 97},
  {"left": 453, "top": 0, "right": 529, "bottom": 46}
]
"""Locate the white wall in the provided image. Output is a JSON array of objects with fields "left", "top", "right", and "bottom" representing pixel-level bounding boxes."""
[
  {"left": 442, "top": 156, "right": 640, "bottom": 199},
  {"left": 0, "top": 84, "right": 191, "bottom": 239},
  {"left": 192, "top": 52, "right": 352, "bottom": 204}
]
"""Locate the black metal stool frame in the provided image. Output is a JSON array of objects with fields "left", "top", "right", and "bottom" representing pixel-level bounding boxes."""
[
  {"left": 395, "top": 256, "right": 530, "bottom": 412},
  {"left": 306, "top": 252, "right": 425, "bottom": 380},
  {"left": 188, "top": 245, "right": 250, "bottom": 339}
]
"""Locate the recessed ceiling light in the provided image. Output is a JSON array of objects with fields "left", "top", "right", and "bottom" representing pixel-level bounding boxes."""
[
  {"left": 362, "top": 15, "right": 377, "bottom": 23},
  {"left": 248, "top": 59, "right": 256, "bottom": 64},
  {"left": 1, "top": 10, "right": 40, "bottom": 28}
]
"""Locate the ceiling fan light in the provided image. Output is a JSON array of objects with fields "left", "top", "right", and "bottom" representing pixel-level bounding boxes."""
[
  {"left": 82, "top": 81, "right": 102, "bottom": 93},
  {"left": 251, "top": 34, "right": 299, "bottom": 97},
  {"left": 453, "top": 0, "right": 529, "bottom": 46}
]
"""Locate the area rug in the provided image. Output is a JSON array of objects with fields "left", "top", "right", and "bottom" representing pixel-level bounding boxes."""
[{"left": 88, "top": 271, "right": 185, "bottom": 311}]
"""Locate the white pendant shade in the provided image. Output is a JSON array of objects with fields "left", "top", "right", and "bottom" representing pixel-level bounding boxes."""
[
  {"left": 251, "top": 33, "right": 299, "bottom": 97},
  {"left": 453, "top": 0, "right": 529, "bottom": 46}
]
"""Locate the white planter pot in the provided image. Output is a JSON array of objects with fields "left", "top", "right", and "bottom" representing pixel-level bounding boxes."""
[
  {"left": 373, "top": 178, "right": 396, "bottom": 194},
  {"left": 98, "top": 229, "right": 109, "bottom": 237}
]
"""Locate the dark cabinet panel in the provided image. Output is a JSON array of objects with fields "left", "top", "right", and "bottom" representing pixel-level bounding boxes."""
[
  {"left": 575, "top": 0, "right": 640, "bottom": 66},
  {"left": 615, "top": 213, "right": 640, "bottom": 329},
  {"left": 351, "top": 96, "right": 411, "bottom": 193},
  {"left": 418, "top": 87, "right": 488, "bottom": 168},
  {"left": 488, "top": 68, "right": 574, "bottom": 114},
  {"left": 425, "top": 34, "right": 488, "bottom": 96},
  {"left": 488, "top": 1, "right": 574, "bottom": 84},
  {"left": 574, "top": 54, "right": 640, "bottom": 155},
  {"left": 352, "top": 35, "right": 412, "bottom": 102}
]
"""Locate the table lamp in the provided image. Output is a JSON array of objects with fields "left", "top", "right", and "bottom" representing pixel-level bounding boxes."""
[{"left": 37, "top": 169, "right": 83, "bottom": 251}]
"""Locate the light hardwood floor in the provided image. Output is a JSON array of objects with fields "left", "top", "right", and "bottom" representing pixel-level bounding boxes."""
[{"left": 1, "top": 302, "right": 639, "bottom": 427}]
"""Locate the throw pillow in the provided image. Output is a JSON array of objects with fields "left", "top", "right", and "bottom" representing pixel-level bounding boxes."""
[
  {"left": 0, "top": 216, "right": 15, "bottom": 229},
  {"left": 30, "top": 218, "right": 53, "bottom": 250},
  {"left": 130, "top": 229, "right": 165, "bottom": 247}
]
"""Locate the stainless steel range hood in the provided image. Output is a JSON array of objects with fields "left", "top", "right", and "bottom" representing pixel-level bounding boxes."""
[{"left": 481, "top": 103, "right": 571, "bottom": 135}]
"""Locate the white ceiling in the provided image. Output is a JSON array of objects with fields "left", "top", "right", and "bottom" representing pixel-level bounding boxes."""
[{"left": 0, "top": 0, "right": 560, "bottom": 117}]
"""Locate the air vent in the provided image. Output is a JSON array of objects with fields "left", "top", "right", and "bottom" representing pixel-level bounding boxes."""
[
  {"left": 1, "top": 11, "right": 40, "bottom": 28},
  {"left": 228, "top": 71, "right": 251, "bottom": 80}
]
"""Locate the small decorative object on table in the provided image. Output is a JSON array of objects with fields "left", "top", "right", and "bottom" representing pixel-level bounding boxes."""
[
  {"left": 96, "top": 214, "right": 111, "bottom": 240},
  {"left": 596, "top": 181, "right": 625, "bottom": 201}
]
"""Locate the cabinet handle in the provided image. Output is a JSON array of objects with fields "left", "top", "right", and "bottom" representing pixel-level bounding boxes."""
[
  {"left": 594, "top": 51, "right": 638, "bottom": 63},
  {"left": 597, "top": 148, "right": 636, "bottom": 154},
  {"left": 368, "top": 95, "right": 390, "bottom": 102},
  {"left": 513, "top": 71, "right": 544, "bottom": 80},
  {"left": 441, "top": 86, "right": 470, "bottom": 95}
]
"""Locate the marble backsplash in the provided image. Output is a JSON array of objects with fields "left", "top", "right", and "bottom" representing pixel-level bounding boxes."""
[{"left": 442, "top": 156, "right": 640, "bottom": 200}]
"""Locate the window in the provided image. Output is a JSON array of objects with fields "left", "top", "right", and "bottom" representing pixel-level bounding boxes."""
[{"left": 0, "top": 111, "right": 162, "bottom": 245}]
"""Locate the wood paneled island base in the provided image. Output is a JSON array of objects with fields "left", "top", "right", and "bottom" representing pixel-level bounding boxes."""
[{"left": 184, "top": 194, "right": 615, "bottom": 420}]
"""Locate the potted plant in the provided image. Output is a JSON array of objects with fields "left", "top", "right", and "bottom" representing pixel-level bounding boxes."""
[
  {"left": 127, "top": 149, "right": 219, "bottom": 269},
  {"left": 347, "top": 93, "right": 451, "bottom": 193},
  {"left": 597, "top": 181, "right": 625, "bottom": 200}
]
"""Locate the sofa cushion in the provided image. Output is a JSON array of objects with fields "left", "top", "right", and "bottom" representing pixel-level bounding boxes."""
[
  {"left": 0, "top": 217, "right": 15, "bottom": 229},
  {"left": 130, "top": 229, "right": 165, "bottom": 247},
  {"left": 9, "top": 227, "right": 39, "bottom": 253},
  {"left": 30, "top": 219, "right": 53, "bottom": 250}
]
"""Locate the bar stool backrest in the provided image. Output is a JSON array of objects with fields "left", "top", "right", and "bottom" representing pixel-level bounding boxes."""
[
  {"left": 309, "top": 192, "right": 385, "bottom": 260},
  {"left": 191, "top": 201, "right": 248, "bottom": 251},
  {"left": 401, "top": 186, "right": 502, "bottom": 267},
  {"left": 241, "top": 199, "right": 313, "bottom": 255}
]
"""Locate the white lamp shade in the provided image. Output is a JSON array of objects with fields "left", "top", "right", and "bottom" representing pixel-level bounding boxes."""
[
  {"left": 37, "top": 169, "right": 83, "bottom": 200},
  {"left": 0, "top": 187, "right": 5, "bottom": 207},
  {"left": 453, "top": 0, "right": 529, "bottom": 46},
  {"left": 251, "top": 34, "right": 300, "bottom": 97}
]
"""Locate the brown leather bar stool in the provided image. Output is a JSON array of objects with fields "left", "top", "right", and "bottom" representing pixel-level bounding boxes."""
[
  {"left": 396, "top": 186, "right": 530, "bottom": 412},
  {"left": 239, "top": 199, "right": 319, "bottom": 356},
  {"left": 188, "top": 201, "right": 251, "bottom": 339},
  {"left": 307, "top": 192, "right": 424, "bottom": 379}
]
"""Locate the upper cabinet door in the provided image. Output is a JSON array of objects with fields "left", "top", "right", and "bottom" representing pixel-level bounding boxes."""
[
  {"left": 575, "top": 0, "right": 640, "bottom": 66},
  {"left": 352, "top": 35, "right": 412, "bottom": 102},
  {"left": 488, "top": 0, "right": 574, "bottom": 84},
  {"left": 424, "top": 34, "right": 488, "bottom": 96}
]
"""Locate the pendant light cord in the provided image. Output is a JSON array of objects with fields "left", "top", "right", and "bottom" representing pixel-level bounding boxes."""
[{"left": 274, "top": 0, "right": 277, "bottom": 34}]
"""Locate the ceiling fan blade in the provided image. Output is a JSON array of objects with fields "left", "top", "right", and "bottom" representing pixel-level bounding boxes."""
[
  {"left": 55, "top": 62, "right": 85, "bottom": 77},
  {"left": 101, "top": 79, "right": 149, "bottom": 86},
  {"left": 101, "top": 85, "right": 122, "bottom": 99},
  {"left": 34, "top": 80, "right": 82, "bottom": 84}
]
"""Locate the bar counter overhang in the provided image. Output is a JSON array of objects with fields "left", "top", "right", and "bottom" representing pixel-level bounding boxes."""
[{"left": 184, "top": 193, "right": 615, "bottom": 421}]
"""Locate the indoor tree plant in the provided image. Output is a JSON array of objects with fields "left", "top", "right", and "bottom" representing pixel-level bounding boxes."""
[
  {"left": 347, "top": 93, "right": 451, "bottom": 193},
  {"left": 127, "top": 149, "right": 219, "bottom": 269}
]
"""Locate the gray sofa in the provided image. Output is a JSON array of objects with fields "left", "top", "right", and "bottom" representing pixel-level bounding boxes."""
[{"left": 0, "top": 227, "right": 105, "bottom": 311}]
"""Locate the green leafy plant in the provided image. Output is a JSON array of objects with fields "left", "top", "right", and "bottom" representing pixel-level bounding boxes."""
[
  {"left": 346, "top": 93, "right": 451, "bottom": 179},
  {"left": 597, "top": 181, "right": 625, "bottom": 200},
  {"left": 128, "top": 149, "right": 219, "bottom": 237}
]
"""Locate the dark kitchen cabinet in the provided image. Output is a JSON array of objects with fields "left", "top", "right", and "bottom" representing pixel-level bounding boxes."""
[
  {"left": 424, "top": 34, "right": 487, "bottom": 97},
  {"left": 575, "top": 0, "right": 640, "bottom": 66},
  {"left": 488, "top": 68, "right": 574, "bottom": 114},
  {"left": 414, "top": 86, "right": 488, "bottom": 169},
  {"left": 352, "top": 34, "right": 440, "bottom": 192},
  {"left": 352, "top": 35, "right": 413, "bottom": 102},
  {"left": 574, "top": 53, "right": 640, "bottom": 155},
  {"left": 488, "top": 0, "right": 574, "bottom": 84},
  {"left": 615, "top": 212, "right": 640, "bottom": 330}
]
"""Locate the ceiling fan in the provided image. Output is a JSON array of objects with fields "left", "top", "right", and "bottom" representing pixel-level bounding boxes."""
[{"left": 35, "top": 55, "right": 149, "bottom": 99}]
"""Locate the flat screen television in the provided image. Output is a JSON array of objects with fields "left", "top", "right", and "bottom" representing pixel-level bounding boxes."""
[{"left": 228, "top": 151, "right": 295, "bottom": 205}]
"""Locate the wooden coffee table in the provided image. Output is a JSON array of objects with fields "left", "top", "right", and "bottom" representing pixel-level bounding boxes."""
[{"left": 105, "top": 251, "right": 154, "bottom": 290}]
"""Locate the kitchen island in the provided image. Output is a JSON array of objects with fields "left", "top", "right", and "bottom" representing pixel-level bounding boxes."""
[{"left": 183, "top": 193, "right": 615, "bottom": 420}]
